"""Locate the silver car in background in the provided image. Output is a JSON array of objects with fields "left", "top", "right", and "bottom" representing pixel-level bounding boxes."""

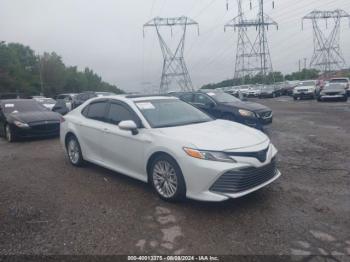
[{"left": 317, "top": 83, "right": 348, "bottom": 102}]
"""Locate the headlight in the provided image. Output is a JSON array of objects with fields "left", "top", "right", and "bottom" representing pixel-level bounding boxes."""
[
  {"left": 13, "top": 120, "right": 29, "bottom": 128},
  {"left": 238, "top": 109, "right": 256, "bottom": 118},
  {"left": 183, "top": 147, "right": 236, "bottom": 163}
]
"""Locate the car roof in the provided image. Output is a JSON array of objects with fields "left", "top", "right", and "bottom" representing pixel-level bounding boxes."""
[{"left": 87, "top": 94, "right": 178, "bottom": 103}]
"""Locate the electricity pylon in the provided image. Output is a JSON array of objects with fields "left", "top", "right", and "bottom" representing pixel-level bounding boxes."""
[
  {"left": 143, "top": 16, "right": 199, "bottom": 93},
  {"left": 225, "top": 0, "right": 278, "bottom": 84},
  {"left": 302, "top": 9, "right": 350, "bottom": 74}
]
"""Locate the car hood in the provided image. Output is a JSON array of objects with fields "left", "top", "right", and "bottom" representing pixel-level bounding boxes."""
[
  {"left": 8, "top": 111, "right": 61, "bottom": 123},
  {"left": 295, "top": 85, "right": 315, "bottom": 90},
  {"left": 221, "top": 101, "right": 270, "bottom": 112},
  {"left": 158, "top": 119, "right": 269, "bottom": 151}
]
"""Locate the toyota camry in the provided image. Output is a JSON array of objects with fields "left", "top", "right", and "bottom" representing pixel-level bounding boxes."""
[{"left": 60, "top": 95, "right": 281, "bottom": 202}]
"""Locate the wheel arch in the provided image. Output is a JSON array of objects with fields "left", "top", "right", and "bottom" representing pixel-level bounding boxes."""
[
  {"left": 146, "top": 151, "right": 179, "bottom": 183},
  {"left": 64, "top": 131, "right": 77, "bottom": 148}
]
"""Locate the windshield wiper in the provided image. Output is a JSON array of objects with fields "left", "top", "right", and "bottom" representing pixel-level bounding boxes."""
[{"left": 155, "top": 120, "right": 210, "bottom": 128}]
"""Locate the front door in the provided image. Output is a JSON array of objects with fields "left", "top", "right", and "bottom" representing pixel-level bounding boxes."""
[{"left": 100, "top": 101, "right": 149, "bottom": 180}]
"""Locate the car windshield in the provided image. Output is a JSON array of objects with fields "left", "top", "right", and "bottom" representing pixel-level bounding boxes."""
[
  {"left": 299, "top": 81, "right": 315, "bottom": 86},
  {"left": 96, "top": 92, "right": 115, "bottom": 97},
  {"left": 330, "top": 79, "right": 348, "bottom": 83},
  {"left": 262, "top": 86, "right": 274, "bottom": 91},
  {"left": 205, "top": 92, "right": 241, "bottom": 103},
  {"left": 36, "top": 98, "right": 56, "bottom": 104},
  {"left": 2, "top": 100, "right": 47, "bottom": 114},
  {"left": 135, "top": 99, "right": 213, "bottom": 128}
]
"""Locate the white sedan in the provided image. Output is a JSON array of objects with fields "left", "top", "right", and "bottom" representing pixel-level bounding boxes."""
[{"left": 60, "top": 95, "right": 281, "bottom": 202}]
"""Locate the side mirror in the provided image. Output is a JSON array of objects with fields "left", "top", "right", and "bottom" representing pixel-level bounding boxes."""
[{"left": 118, "top": 120, "right": 138, "bottom": 135}]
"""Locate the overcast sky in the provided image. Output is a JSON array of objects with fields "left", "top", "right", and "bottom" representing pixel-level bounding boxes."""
[{"left": 1, "top": 0, "right": 350, "bottom": 92}]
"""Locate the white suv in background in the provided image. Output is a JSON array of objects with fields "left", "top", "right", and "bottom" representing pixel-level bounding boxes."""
[{"left": 293, "top": 80, "right": 316, "bottom": 100}]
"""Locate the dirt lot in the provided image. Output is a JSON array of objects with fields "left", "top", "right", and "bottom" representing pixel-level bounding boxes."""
[{"left": 0, "top": 97, "right": 349, "bottom": 257}]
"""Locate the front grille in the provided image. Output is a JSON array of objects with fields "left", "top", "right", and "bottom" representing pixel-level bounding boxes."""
[
  {"left": 210, "top": 159, "right": 277, "bottom": 194},
  {"left": 297, "top": 89, "right": 308, "bottom": 93},
  {"left": 325, "top": 92, "right": 340, "bottom": 96},
  {"left": 259, "top": 111, "right": 272, "bottom": 119},
  {"left": 29, "top": 122, "right": 60, "bottom": 133}
]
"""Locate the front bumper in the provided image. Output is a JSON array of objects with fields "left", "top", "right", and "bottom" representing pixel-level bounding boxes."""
[
  {"left": 294, "top": 92, "right": 314, "bottom": 98},
  {"left": 181, "top": 142, "right": 280, "bottom": 202},
  {"left": 12, "top": 123, "right": 60, "bottom": 138},
  {"left": 236, "top": 111, "right": 273, "bottom": 129}
]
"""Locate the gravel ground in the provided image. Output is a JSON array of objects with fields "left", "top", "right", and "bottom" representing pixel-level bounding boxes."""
[{"left": 0, "top": 97, "right": 349, "bottom": 258}]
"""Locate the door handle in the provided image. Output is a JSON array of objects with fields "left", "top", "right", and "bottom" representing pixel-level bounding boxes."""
[{"left": 103, "top": 128, "right": 110, "bottom": 133}]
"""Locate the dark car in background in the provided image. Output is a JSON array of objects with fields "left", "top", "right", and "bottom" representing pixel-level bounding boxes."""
[
  {"left": 0, "top": 99, "right": 62, "bottom": 142},
  {"left": 55, "top": 93, "right": 77, "bottom": 111},
  {"left": 259, "top": 86, "right": 281, "bottom": 98},
  {"left": 172, "top": 90, "right": 273, "bottom": 130},
  {"left": 72, "top": 91, "right": 116, "bottom": 109}
]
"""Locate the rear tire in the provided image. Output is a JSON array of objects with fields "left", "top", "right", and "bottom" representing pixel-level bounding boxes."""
[
  {"left": 150, "top": 154, "right": 186, "bottom": 202},
  {"left": 5, "top": 124, "right": 16, "bottom": 142},
  {"left": 66, "top": 135, "right": 84, "bottom": 166}
]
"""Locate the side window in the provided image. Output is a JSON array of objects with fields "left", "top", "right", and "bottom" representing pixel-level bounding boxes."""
[
  {"left": 81, "top": 106, "right": 89, "bottom": 117},
  {"left": 180, "top": 93, "right": 193, "bottom": 103},
  {"left": 107, "top": 103, "right": 137, "bottom": 125},
  {"left": 194, "top": 94, "right": 214, "bottom": 106},
  {"left": 86, "top": 102, "right": 108, "bottom": 121}
]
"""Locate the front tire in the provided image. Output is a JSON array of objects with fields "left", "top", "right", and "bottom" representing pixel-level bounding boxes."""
[
  {"left": 66, "top": 135, "right": 84, "bottom": 166},
  {"left": 5, "top": 124, "right": 16, "bottom": 142},
  {"left": 150, "top": 154, "right": 186, "bottom": 202}
]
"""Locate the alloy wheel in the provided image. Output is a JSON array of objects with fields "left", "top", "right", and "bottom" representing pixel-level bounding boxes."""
[
  {"left": 68, "top": 139, "right": 80, "bottom": 164},
  {"left": 152, "top": 160, "right": 178, "bottom": 198}
]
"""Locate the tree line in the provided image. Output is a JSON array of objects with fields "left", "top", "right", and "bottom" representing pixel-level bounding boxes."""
[
  {"left": 201, "top": 69, "right": 321, "bottom": 89},
  {"left": 0, "top": 41, "right": 123, "bottom": 97}
]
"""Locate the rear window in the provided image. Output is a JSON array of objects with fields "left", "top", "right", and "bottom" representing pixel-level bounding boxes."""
[{"left": 86, "top": 101, "right": 108, "bottom": 121}]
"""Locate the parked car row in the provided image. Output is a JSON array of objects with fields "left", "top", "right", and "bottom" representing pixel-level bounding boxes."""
[
  {"left": 292, "top": 78, "right": 349, "bottom": 102},
  {"left": 222, "top": 77, "right": 349, "bottom": 102}
]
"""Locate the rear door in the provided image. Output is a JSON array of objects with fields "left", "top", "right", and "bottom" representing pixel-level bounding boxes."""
[
  {"left": 78, "top": 100, "right": 109, "bottom": 163},
  {"left": 100, "top": 100, "right": 148, "bottom": 179}
]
